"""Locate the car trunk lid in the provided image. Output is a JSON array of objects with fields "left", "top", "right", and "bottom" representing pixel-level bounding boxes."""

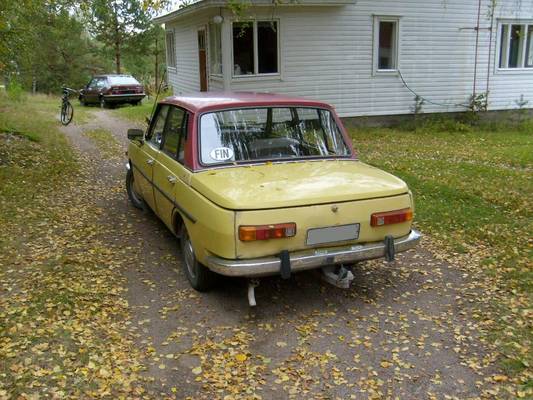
[{"left": 191, "top": 160, "right": 409, "bottom": 210}]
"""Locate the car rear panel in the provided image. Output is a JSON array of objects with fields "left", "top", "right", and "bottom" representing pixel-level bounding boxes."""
[
  {"left": 234, "top": 193, "right": 412, "bottom": 259},
  {"left": 109, "top": 85, "right": 143, "bottom": 95}
]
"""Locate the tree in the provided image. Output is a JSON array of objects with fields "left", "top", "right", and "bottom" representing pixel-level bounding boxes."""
[
  {"left": 121, "top": 24, "right": 166, "bottom": 91},
  {"left": 86, "top": 0, "right": 152, "bottom": 74},
  {"left": 26, "top": 10, "right": 101, "bottom": 92},
  {"left": 0, "top": 0, "right": 43, "bottom": 76}
]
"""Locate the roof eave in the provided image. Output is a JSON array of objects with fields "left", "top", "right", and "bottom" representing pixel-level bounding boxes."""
[{"left": 153, "top": 0, "right": 354, "bottom": 24}]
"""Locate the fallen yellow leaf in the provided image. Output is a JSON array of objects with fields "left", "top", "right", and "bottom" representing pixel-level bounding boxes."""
[{"left": 192, "top": 366, "right": 202, "bottom": 375}]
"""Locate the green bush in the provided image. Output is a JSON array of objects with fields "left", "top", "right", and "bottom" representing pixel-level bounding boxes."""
[{"left": 6, "top": 81, "right": 26, "bottom": 103}]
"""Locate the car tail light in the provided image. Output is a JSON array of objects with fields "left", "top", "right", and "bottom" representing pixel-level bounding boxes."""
[
  {"left": 239, "top": 223, "right": 296, "bottom": 242},
  {"left": 370, "top": 208, "right": 413, "bottom": 227}
]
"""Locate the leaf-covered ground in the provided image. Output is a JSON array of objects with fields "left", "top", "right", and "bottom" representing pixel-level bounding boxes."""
[
  {"left": 0, "top": 96, "right": 147, "bottom": 398},
  {"left": 1, "top": 95, "right": 530, "bottom": 399},
  {"left": 349, "top": 117, "right": 532, "bottom": 398}
]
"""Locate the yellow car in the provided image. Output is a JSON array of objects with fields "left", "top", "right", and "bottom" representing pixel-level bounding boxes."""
[{"left": 126, "top": 92, "right": 420, "bottom": 294}]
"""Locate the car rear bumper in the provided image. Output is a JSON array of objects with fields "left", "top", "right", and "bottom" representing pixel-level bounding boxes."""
[
  {"left": 205, "top": 230, "right": 422, "bottom": 278},
  {"left": 103, "top": 94, "right": 145, "bottom": 103}
]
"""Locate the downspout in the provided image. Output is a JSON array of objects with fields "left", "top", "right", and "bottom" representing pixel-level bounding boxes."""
[
  {"left": 472, "top": 0, "right": 483, "bottom": 98},
  {"left": 485, "top": 0, "right": 496, "bottom": 107}
]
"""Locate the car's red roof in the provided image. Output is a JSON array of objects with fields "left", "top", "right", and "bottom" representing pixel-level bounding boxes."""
[{"left": 160, "top": 92, "right": 334, "bottom": 113}]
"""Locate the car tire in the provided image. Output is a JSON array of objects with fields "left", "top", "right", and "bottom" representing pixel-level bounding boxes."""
[
  {"left": 79, "top": 97, "right": 87, "bottom": 106},
  {"left": 126, "top": 168, "right": 146, "bottom": 210},
  {"left": 180, "top": 225, "right": 217, "bottom": 292}
]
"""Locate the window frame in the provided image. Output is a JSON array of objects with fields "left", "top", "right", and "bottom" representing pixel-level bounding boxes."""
[
  {"left": 372, "top": 15, "right": 401, "bottom": 75},
  {"left": 166, "top": 29, "right": 177, "bottom": 70},
  {"left": 497, "top": 21, "right": 533, "bottom": 71},
  {"left": 231, "top": 19, "right": 281, "bottom": 79},
  {"left": 208, "top": 23, "right": 223, "bottom": 77},
  {"left": 146, "top": 104, "right": 170, "bottom": 149}
]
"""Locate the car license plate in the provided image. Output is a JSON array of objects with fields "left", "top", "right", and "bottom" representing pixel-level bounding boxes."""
[{"left": 306, "top": 224, "right": 360, "bottom": 246}]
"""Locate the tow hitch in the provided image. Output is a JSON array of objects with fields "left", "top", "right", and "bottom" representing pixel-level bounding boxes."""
[
  {"left": 247, "top": 279, "right": 260, "bottom": 307},
  {"left": 321, "top": 264, "right": 354, "bottom": 289}
]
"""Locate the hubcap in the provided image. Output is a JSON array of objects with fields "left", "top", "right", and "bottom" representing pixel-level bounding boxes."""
[{"left": 183, "top": 233, "right": 197, "bottom": 280}]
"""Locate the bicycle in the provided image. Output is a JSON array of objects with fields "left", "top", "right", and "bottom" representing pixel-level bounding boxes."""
[{"left": 60, "top": 87, "right": 77, "bottom": 126}]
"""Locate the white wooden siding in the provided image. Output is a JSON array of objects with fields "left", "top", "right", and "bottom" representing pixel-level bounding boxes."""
[
  {"left": 166, "top": 0, "right": 533, "bottom": 117},
  {"left": 167, "top": 10, "right": 227, "bottom": 94}
]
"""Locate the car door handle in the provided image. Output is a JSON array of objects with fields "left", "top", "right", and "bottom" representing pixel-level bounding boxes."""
[
  {"left": 146, "top": 158, "right": 154, "bottom": 165},
  {"left": 167, "top": 175, "right": 177, "bottom": 184}
]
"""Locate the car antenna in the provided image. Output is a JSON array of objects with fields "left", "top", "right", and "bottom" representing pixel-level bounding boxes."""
[{"left": 147, "top": 69, "right": 167, "bottom": 125}]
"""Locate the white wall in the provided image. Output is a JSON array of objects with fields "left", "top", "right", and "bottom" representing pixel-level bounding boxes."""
[
  {"left": 166, "top": 0, "right": 533, "bottom": 117},
  {"left": 166, "top": 9, "right": 226, "bottom": 94}
]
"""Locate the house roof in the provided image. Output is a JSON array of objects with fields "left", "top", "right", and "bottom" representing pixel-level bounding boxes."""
[
  {"left": 159, "top": 92, "right": 334, "bottom": 114},
  {"left": 153, "top": 0, "right": 354, "bottom": 24}
]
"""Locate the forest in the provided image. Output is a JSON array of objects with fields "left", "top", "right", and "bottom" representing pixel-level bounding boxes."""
[{"left": 0, "top": 0, "right": 170, "bottom": 95}]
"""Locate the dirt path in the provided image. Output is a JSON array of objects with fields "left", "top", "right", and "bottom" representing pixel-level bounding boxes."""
[{"left": 60, "top": 109, "right": 499, "bottom": 399}]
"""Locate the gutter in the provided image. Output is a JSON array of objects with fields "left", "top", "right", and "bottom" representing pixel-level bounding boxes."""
[{"left": 153, "top": 0, "right": 354, "bottom": 24}]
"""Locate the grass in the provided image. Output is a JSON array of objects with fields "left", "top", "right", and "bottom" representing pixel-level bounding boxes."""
[
  {"left": 349, "top": 115, "right": 533, "bottom": 393},
  {"left": 114, "top": 90, "right": 173, "bottom": 124},
  {"left": 0, "top": 93, "right": 77, "bottom": 230},
  {"left": 114, "top": 97, "right": 155, "bottom": 124}
]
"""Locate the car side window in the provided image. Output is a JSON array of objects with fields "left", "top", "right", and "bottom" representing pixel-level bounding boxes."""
[
  {"left": 96, "top": 78, "right": 107, "bottom": 88},
  {"left": 148, "top": 105, "right": 169, "bottom": 148},
  {"left": 162, "top": 107, "right": 186, "bottom": 163},
  {"left": 88, "top": 79, "right": 97, "bottom": 89}
]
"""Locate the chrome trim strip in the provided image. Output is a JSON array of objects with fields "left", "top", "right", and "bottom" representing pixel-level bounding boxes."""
[
  {"left": 194, "top": 157, "right": 360, "bottom": 172},
  {"left": 130, "top": 161, "right": 197, "bottom": 224},
  {"left": 205, "top": 230, "right": 421, "bottom": 278},
  {"left": 103, "top": 94, "right": 146, "bottom": 99}
]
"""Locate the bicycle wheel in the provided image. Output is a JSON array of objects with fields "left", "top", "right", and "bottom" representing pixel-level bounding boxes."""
[{"left": 61, "top": 101, "right": 74, "bottom": 125}]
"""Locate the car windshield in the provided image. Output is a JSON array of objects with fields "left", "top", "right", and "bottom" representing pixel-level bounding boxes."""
[
  {"left": 200, "top": 107, "right": 351, "bottom": 165},
  {"left": 108, "top": 76, "right": 139, "bottom": 85}
]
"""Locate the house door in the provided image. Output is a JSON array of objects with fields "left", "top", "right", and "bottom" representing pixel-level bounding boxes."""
[{"left": 197, "top": 29, "right": 208, "bottom": 92}]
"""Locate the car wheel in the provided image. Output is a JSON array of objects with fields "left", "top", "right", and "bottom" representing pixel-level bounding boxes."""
[
  {"left": 180, "top": 225, "right": 217, "bottom": 292},
  {"left": 126, "top": 168, "right": 146, "bottom": 210},
  {"left": 134, "top": 100, "right": 141, "bottom": 106}
]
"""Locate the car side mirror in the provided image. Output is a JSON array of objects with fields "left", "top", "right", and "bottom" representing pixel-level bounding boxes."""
[{"left": 127, "top": 128, "right": 144, "bottom": 142}]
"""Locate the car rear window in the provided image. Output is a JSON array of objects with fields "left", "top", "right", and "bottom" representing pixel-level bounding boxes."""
[
  {"left": 108, "top": 76, "right": 140, "bottom": 85},
  {"left": 200, "top": 107, "right": 351, "bottom": 165}
]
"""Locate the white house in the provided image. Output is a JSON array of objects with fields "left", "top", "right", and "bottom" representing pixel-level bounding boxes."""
[{"left": 154, "top": 0, "right": 533, "bottom": 118}]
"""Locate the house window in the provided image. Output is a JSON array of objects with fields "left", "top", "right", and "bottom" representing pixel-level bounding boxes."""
[
  {"left": 166, "top": 30, "right": 176, "bottom": 69},
  {"left": 258, "top": 21, "right": 278, "bottom": 74},
  {"left": 232, "top": 20, "right": 279, "bottom": 76},
  {"left": 499, "top": 23, "right": 533, "bottom": 69},
  {"left": 373, "top": 17, "right": 399, "bottom": 72},
  {"left": 209, "top": 23, "right": 222, "bottom": 75}
]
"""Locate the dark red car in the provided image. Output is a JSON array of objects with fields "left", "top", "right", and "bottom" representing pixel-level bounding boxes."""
[{"left": 79, "top": 74, "right": 145, "bottom": 108}]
